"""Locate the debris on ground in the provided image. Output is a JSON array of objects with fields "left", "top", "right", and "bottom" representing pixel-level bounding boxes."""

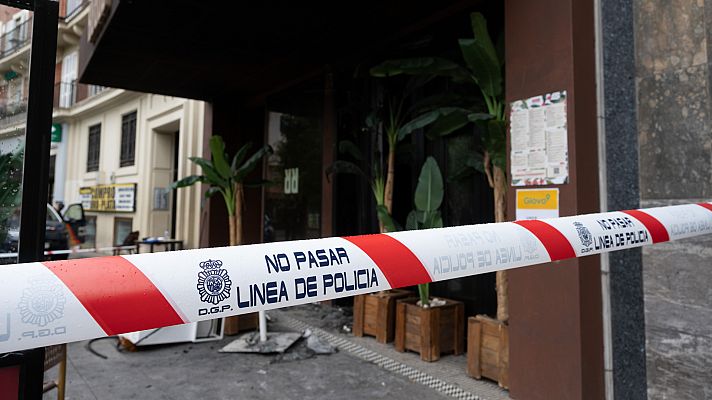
[{"left": 219, "top": 331, "right": 302, "bottom": 354}]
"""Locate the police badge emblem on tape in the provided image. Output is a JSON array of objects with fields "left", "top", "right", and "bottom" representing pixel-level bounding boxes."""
[{"left": 197, "top": 259, "right": 232, "bottom": 305}]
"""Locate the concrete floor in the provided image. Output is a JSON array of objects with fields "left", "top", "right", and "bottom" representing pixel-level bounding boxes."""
[{"left": 42, "top": 305, "right": 504, "bottom": 400}]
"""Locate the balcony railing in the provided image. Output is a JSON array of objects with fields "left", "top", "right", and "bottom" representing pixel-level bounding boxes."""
[
  {"left": 0, "top": 18, "right": 32, "bottom": 60},
  {"left": 0, "top": 98, "right": 28, "bottom": 130},
  {"left": 63, "top": 0, "right": 89, "bottom": 20},
  {"left": 53, "top": 80, "right": 108, "bottom": 109}
]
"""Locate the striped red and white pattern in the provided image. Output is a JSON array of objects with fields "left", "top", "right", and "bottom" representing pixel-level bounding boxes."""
[{"left": 1, "top": 202, "right": 711, "bottom": 353}]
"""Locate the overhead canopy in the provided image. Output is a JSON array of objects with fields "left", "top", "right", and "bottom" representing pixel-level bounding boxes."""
[{"left": 79, "top": 0, "right": 483, "bottom": 102}]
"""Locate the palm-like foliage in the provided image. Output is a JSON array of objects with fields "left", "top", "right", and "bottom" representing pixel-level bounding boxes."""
[
  {"left": 171, "top": 136, "right": 271, "bottom": 246},
  {"left": 370, "top": 13, "right": 510, "bottom": 321},
  {"left": 406, "top": 157, "right": 444, "bottom": 307}
]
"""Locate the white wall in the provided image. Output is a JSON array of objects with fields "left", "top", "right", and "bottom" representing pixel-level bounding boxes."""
[{"left": 62, "top": 92, "right": 205, "bottom": 249}]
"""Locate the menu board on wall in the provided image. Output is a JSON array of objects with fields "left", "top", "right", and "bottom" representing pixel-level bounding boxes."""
[
  {"left": 80, "top": 183, "right": 136, "bottom": 212},
  {"left": 510, "top": 90, "right": 569, "bottom": 186}
]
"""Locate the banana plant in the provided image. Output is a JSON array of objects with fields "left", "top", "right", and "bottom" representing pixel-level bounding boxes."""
[
  {"left": 171, "top": 136, "right": 272, "bottom": 247},
  {"left": 370, "top": 12, "right": 510, "bottom": 321},
  {"left": 172, "top": 136, "right": 272, "bottom": 341},
  {"left": 406, "top": 157, "right": 444, "bottom": 307}
]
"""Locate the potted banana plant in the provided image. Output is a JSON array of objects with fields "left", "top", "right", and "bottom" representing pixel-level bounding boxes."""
[
  {"left": 370, "top": 13, "right": 509, "bottom": 384},
  {"left": 391, "top": 157, "right": 464, "bottom": 362},
  {"left": 172, "top": 135, "right": 272, "bottom": 338},
  {"left": 329, "top": 86, "right": 442, "bottom": 344}
]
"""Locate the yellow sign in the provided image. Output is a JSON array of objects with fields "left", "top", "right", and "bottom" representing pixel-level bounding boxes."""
[
  {"left": 80, "top": 183, "right": 136, "bottom": 212},
  {"left": 516, "top": 188, "right": 559, "bottom": 220}
]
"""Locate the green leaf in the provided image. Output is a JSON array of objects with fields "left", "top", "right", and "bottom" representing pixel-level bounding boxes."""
[
  {"left": 171, "top": 175, "right": 204, "bottom": 189},
  {"left": 459, "top": 38, "right": 502, "bottom": 98},
  {"left": 470, "top": 13, "right": 499, "bottom": 65},
  {"left": 448, "top": 152, "right": 486, "bottom": 182},
  {"left": 417, "top": 283, "right": 430, "bottom": 306},
  {"left": 235, "top": 145, "right": 272, "bottom": 181},
  {"left": 370, "top": 58, "right": 470, "bottom": 83},
  {"left": 209, "top": 136, "right": 232, "bottom": 179},
  {"left": 398, "top": 110, "right": 440, "bottom": 141},
  {"left": 424, "top": 109, "right": 471, "bottom": 140},
  {"left": 422, "top": 211, "right": 443, "bottom": 229},
  {"left": 204, "top": 186, "right": 221, "bottom": 198},
  {"left": 468, "top": 112, "right": 494, "bottom": 122},
  {"left": 338, "top": 140, "right": 363, "bottom": 161},
  {"left": 377, "top": 205, "right": 400, "bottom": 233},
  {"left": 231, "top": 143, "right": 252, "bottom": 171},
  {"left": 414, "top": 157, "right": 444, "bottom": 212},
  {"left": 189, "top": 157, "right": 228, "bottom": 188}
]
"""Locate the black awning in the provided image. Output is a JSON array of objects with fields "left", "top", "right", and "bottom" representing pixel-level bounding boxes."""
[{"left": 79, "top": 0, "right": 483, "bottom": 102}]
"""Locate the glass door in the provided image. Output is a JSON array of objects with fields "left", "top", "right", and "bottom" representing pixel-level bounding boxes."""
[{"left": 264, "top": 79, "right": 324, "bottom": 242}]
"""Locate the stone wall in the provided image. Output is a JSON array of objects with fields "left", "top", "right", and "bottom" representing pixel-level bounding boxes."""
[{"left": 635, "top": 0, "right": 712, "bottom": 398}]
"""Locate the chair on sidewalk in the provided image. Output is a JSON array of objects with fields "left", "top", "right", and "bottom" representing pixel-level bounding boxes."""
[
  {"left": 114, "top": 231, "right": 139, "bottom": 255},
  {"left": 43, "top": 344, "right": 66, "bottom": 400}
]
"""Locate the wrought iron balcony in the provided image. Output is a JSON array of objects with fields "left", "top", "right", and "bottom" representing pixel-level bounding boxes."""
[
  {"left": 0, "top": 17, "right": 32, "bottom": 60},
  {"left": 53, "top": 79, "right": 107, "bottom": 109}
]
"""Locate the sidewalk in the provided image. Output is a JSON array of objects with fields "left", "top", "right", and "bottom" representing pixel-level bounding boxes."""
[{"left": 43, "top": 305, "right": 508, "bottom": 400}]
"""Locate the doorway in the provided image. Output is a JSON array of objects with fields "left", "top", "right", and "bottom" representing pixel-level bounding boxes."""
[
  {"left": 263, "top": 79, "right": 324, "bottom": 242},
  {"left": 150, "top": 124, "right": 179, "bottom": 238}
]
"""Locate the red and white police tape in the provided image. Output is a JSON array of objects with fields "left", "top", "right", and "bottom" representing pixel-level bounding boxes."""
[{"left": 1, "top": 202, "right": 711, "bottom": 353}]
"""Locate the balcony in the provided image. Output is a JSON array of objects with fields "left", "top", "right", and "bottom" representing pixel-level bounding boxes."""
[
  {"left": 0, "top": 17, "right": 32, "bottom": 61},
  {"left": 0, "top": 98, "right": 28, "bottom": 131},
  {"left": 63, "top": 0, "right": 89, "bottom": 20},
  {"left": 53, "top": 80, "right": 107, "bottom": 109}
]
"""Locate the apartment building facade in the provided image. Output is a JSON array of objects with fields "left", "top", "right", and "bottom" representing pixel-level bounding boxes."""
[{"left": 0, "top": 1, "right": 206, "bottom": 250}]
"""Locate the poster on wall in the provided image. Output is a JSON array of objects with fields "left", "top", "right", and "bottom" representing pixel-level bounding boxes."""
[
  {"left": 515, "top": 188, "right": 559, "bottom": 220},
  {"left": 510, "top": 90, "right": 569, "bottom": 186},
  {"left": 80, "top": 183, "right": 136, "bottom": 212}
]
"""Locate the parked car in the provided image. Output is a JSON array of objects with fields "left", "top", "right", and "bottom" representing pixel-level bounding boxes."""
[{"left": 1, "top": 203, "right": 86, "bottom": 261}]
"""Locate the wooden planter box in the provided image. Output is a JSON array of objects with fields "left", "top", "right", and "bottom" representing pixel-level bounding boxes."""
[
  {"left": 467, "top": 315, "right": 509, "bottom": 388},
  {"left": 224, "top": 313, "right": 259, "bottom": 336},
  {"left": 353, "top": 289, "right": 413, "bottom": 343},
  {"left": 394, "top": 298, "right": 464, "bottom": 362}
]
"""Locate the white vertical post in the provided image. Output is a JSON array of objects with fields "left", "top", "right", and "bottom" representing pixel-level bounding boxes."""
[{"left": 258, "top": 310, "right": 267, "bottom": 342}]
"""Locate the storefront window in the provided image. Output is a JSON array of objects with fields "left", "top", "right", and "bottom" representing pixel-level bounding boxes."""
[
  {"left": 82, "top": 215, "right": 96, "bottom": 249},
  {"left": 113, "top": 217, "right": 133, "bottom": 246},
  {"left": 264, "top": 81, "right": 324, "bottom": 242}
]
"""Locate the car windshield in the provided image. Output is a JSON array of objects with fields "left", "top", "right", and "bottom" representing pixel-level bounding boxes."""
[{"left": 46, "top": 205, "right": 61, "bottom": 223}]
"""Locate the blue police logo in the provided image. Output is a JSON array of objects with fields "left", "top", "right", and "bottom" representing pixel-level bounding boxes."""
[
  {"left": 574, "top": 221, "right": 593, "bottom": 248},
  {"left": 197, "top": 259, "right": 232, "bottom": 305},
  {"left": 18, "top": 280, "right": 66, "bottom": 327}
]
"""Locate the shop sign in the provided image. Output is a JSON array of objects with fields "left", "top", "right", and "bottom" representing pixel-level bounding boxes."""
[
  {"left": 51, "top": 123, "right": 62, "bottom": 142},
  {"left": 80, "top": 183, "right": 136, "bottom": 212},
  {"left": 284, "top": 168, "right": 299, "bottom": 194},
  {"left": 515, "top": 188, "right": 559, "bottom": 220}
]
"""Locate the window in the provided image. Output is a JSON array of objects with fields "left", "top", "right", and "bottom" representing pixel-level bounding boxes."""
[
  {"left": 87, "top": 124, "right": 101, "bottom": 172},
  {"left": 83, "top": 216, "right": 96, "bottom": 248},
  {"left": 59, "top": 51, "right": 77, "bottom": 108},
  {"left": 120, "top": 111, "right": 136, "bottom": 167},
  {"left": 113, "top": 218, "right": 133, "bottom": 246}
]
